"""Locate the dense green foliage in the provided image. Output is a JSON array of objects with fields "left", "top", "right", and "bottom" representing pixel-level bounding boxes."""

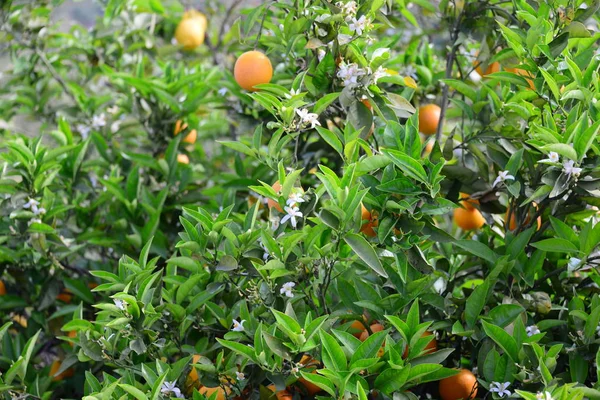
[{"left": 1, "top": 0, "right": 600, "bottom": 399}]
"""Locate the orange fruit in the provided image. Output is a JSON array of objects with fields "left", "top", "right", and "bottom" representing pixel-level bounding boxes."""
[
  {"left": 177, "top": 154, "right": 190, "bottom": 164},
  {"left": 360, "top": 203, "right": 378, "bottom": 238},
  {"left": 473, "top": 53, "right": 500, "bottom": 77},
  {"left": 174, "top": 120, "right": 197, "bottom": 144},
  {"left": 403, "top": 330, "right": 437, "bottom": 358},
  {"left": 361, "top": 98, "right": 373, "bottom": 110},
  {"left": 348, "top": 320, "right": 367, "bottom": 338},
  {"left": 175, "top": 10, "right": 207, "bottom": 50},
  {"left": 418, "top": 104, "right": 441, "bottom": 136},
  {"left": 0, "top": 280, "right": 5, "bottom": 295},
  {"left": 68, "top": 330, "right": 77, "bottom": 347},
  {"left": 453, "top": 207, "right": 485, "bottom": 231},
  {"left": 267, "top": 385, "right": 293, "bottom": 400},
  {"left": 298, "top": 355, "right": 323, "bottom": 395},
  {"left": 198, "top": 386, "right": 230, "bottom": 400},
  {"left": 505, "top": 204, "right": 541, "bottom": 231},
  {"left": 458, "top": 192, "right": 479, "bottom": 210},
  {"left": 438, "top": 369, "right": 478, "bottom": 400},
  {"left": 88, "top": 282, "right": 98, "bottom": 289},
  {"left": 505, "top": 67, "right": 535, "bottom": 90},
  {"left": 234, "top": 51, "right": 273, "bottom": 91},
  {"left": 57, "top": 292, "right": 73, "bottom": 304},
  {"left": 49, "top": 360, "right": 74, "bottom": 382},
  {"left": 359, "top": 323, "right": 385, "bottom": 342},
  {"left": 424, "top": 140, "right": 434, "bottom": 155},
  {"left": 267, "top": 181, "right": 284, "bottom": 212},
  {"left": 188, "top": 354, "right": 202, "bottom": 382}
]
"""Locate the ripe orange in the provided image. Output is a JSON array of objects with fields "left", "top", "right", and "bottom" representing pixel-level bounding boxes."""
[
  {"left": 0, "top": 280, "right": 5, "bottom": 295},
  {"left": 361, "top": 98, "right": 373, "bottom": 110},
  {"left": 505, "top": 204, "right": 541, "bottom": 231},
  {"left": 360, "top": 204, "right": 378, "bottom": 238},
  {"left": 174, "top": 120, "right": 197, "bottom": 144},
  {"left": 506, "top": 67, "right": 535, "bottom": 90},
  {"left": 267, "top": 181, "right": 284, "bottom": 212},
  {"left": 49, "top": 360, "right": 74, "bottom": 382},
  {"left": 175, "top": 10, "right": 207, "bottom": 50},
  {"left": 403, "top": 330, "right": 437, "bottom": 358},
  {"left": 188, "top": 354, "right": 202, "bottom": 382},
  {"left": 68, "top": 330, "right": 77, "bottom": 347},
  {"left": 198, "top": 386, "right": 230, "bottom": 400},
  {"left": 453, "top": 207, "right": 485, "bottom": 231},
  {"left": 177, "top": 154, "right": 190, "bottom": 164},
  {"left": 57, "top": 292, "right": 73, "bottom": 303},
  {"left": 473, "top": 53, "right": 500, "bottom": 77},
  {"left": 418, "top": 104, "right": 441, "bottom": 136},
  {"left": 348, "top": 319, "right": 367, "bottom": 338},
  {"left": 359, "top": 323, "right": 385, "bottom": 341},
  {"left": 298, "top": 355, "right": 323, "bottom": 395},
  {"left": 267, "top": 385, "right": 293, "bottom": 400},
  {"left": 234, "top": 51, "right": 273, "bottom": 91},
  {"left": 423, "top": 140, "right": 434, "bottom": 155},
  {"left": 438, "top": 369, "right": 478, "bottom": 400},
  {"left": 458, "top": 192, "right": 479, "bottom": 210}
]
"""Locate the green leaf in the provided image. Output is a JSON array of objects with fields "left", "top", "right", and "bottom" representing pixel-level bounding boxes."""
[
  {"left": 344, "top": 233, "right": 388, "bottom": 278},
  {"left": 374, "top": 367, "right": 410, "bottom": 394},
  {"left": 487, "top": 305, "right": 524, "bottom": 328},
  {"left": 454, "top": 240, "right": 498, "bottom": 263},
  {"left": 216, "top": 339, "right": 258, "bottom": 363},
  {"left": 465, "top": 280, "right": 490, "bottom": 328},
  {"left": 299, "top": 371, "right": 336, "bottom": 397},
  {"left": 118, "top": 384, "right": 149, "bottom": 400},
  {"left": 481, "top": 320, "right": 519, "bottom": 362},
  {"left": 350, "top": 331, "right": 387, "bottom": 365},
  {"left": 316, "top": 126, "right": 343, "bottom": 157},
  {"left": 441, "top": 79, "right": 477, "bottom": 101},
  {"left": 382, "top": 149, "right": 428, "bottom": 184},
  {"left": 319, "top": 330, "right": 347, "bottom": 370},
  {"left": 314, "top": 92, "right": 341, "bottom": 114},
  {"left": 531, "top": 238, "right": 579, "bottom": 254}
]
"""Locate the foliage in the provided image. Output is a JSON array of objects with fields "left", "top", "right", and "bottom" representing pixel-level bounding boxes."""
[{"left": 0, "top": 0, "right": 600, "bottom": 399}]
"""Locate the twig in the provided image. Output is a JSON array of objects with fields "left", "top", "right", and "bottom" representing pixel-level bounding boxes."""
[
  {"left": 435, "top": 8, "right": 464, "bottom": 143},
  {"left": 216, "top": 0, "right": 244, "bottom": 49},
  {"left": 35, "top": 49, "right": 91, "bottom": 118}
]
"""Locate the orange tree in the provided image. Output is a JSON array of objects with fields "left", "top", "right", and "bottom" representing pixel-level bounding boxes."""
[{"left": 1, "top": 0, "right": 600, "bottom": 400}]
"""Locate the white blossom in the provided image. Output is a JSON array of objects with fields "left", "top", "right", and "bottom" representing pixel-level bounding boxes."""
[
  {"left": 526, "top": 325, "right": 541, "bottom": 337},
  {"left": 296, "top": 108, "right": 321, "bottom": 129},
  {"left": 563, "top": 159, "right": 582, "bottom": 178},
  {"left": 77, "top": 124, "right": 91, "bottom": 139},
  {"left": 401, "top": 65, "right": 418, "bottom": 80},
  {"left": 337, "top": 62, "right": 367, "bottom": 87},
  {"left": 568, "top": 257, "right": 582, "bottom": 272},
  {"left": 336, "top": 1, "right": 357, "bottom": 20},
  {"left": 348, "top": 15, "right": 371, "bottom": 36},
  {"left": 539, "top": 151, "right": 560, "bottom": 164},
  {"left": 372, "top": 66, "right": 390, "bottom": 84},
  {"left": 318, "top": 49, "right": 326, "bottom": 61},
  {"left": 280, "top": 281, "right": 296, "bottom": 298},
  {"left": 23, "top": 198, "right": 40, "bottom": 210},
  {"left": 107, "top": 105, "right": 119, "bottom": 114},
  {"left": 281, "top": 206, "right": 303, "bottom": 228},
  {"left": 493, "top": 170, "right": 515, "bottom": 187},
  {"left": 114, "top": 299, "right": 126, "bottom": 310},
  {"left": 291, "top": 366, "right": 299, "bottom": 374},
  {"left": 287, "top": 192, "right": 306, "bottom": 206},
  {"left": 161, "top": 381, "right": 184, "bottom": 398},
  {"left": 27, "top": 218, "right": 42, "bottom": 226},
  {"left": 489, "top": 381, "right": 511, "bottom": 398},
  {"left": 232, "top": 319, "right": 245, "bottom": 332},
  {"left": 92, "top": 114, "right": 106, "bottom": 129},
  {"left": 285, "top": 88, "right": 301, "bottom": 99},
  {"left": 315, "top": 14, "right": 330, "bottom": 23},
  {"left": 596, "top": 322, "right": 600, "bottom": 336},
  {"left": 235, "top": 371, "right": 245, "bottom": 381},
  {"left": 536, "top": 392, "right": 554, "bottom": 400},
  {"left": 317, "top": 28, "right": 328, "bottom": 37}
]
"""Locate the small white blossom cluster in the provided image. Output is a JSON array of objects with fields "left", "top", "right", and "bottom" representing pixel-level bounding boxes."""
[
  {"left": 23, "top": 198, "right": 46, "bottom": 216},
  {"left": 526, "top": 325, "right": 541, "bottom": 336},
  {"left": 336, "top": 1, "right": 357, "bottom": 20},
  {"left": 295, "top": 108, "right": 321, "bottom": 130},
  {"left": 280, "top": 281, "right": 296, "bottom": 298},
  {"left": 536, "top": 392, "right": 554, "bottom": 400},
  {"left": 160, "top": 381, "right": 184, "bottom": 398},
  {"left": 489, "top": 381, "right": 511, "bottom": 398},
  {"left": 232, "top": 319, "right": 245, "bottom": 332},
  {"left": 539, "top": 150, "right": 583, "bottom": 180}
]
